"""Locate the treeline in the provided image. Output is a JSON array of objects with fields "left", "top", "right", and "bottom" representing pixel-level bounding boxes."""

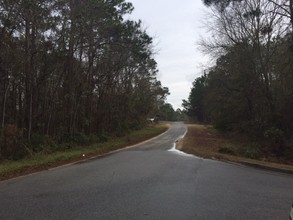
[
  {"left": 184, "top": 0, "right": 293, "bottom": 155},
  {"left": 0, "top": 0, "right": 168, "bottom": 159},
  {"left": 158, "top": 103, "right": 185, "bottom": 121}
]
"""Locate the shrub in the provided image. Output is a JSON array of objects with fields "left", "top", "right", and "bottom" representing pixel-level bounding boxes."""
[
  {"left": 244, "top": 147, "right": 260, "bottom": 159},
  {"left": 219, "top": 144, "right": 237, "bottom": 155},
  {"left": 98, "top": 134, "right": 108, "bottom": 143},
  {"left": 58, "top": 132, "right": 104, "bottom": 146},
  {"left": 58, "top": 133, "right": 87, "bottom": 145},
  {"left": 0, "top": 124, "right": 25, "bottom": 160},
  {"left": 264, "top": 127, "right": 286, "bottom": 156},
  {"left": 71, "top": 133, "right": 90, "bottom": 145},
  {"left": 264, "top": 127, "right": 284, "bottom": 143},
  {"left": 29, "top": 133, "right": 57, "bottom": 153}
]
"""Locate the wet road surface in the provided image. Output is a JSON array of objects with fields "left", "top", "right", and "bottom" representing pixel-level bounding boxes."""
[{"left": 1, "top": 122, "right": 293, "bottom": 219}]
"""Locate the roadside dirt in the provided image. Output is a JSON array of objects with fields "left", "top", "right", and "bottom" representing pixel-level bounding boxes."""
[
  {"left": 180, "top": 124, "right": 228, "bottom": 156},
  {"left": 180, "top": 124, "right": 293, "bottom": 174}
]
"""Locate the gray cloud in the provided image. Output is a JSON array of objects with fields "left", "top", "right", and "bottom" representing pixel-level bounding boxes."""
[{"left": 128, "top": 0, "right": 209, "bottom": 109}]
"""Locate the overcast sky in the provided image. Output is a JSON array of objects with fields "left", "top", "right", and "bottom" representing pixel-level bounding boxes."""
[{"left": 128, "top": 0, "right": 210, "bottom": 109}]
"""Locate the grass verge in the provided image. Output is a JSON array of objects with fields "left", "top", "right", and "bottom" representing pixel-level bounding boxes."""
[
  {"left": 0, "top": 124, "right": 169, "bottom": 181},
  {"left": 181, "top": 124, "right": 293, "bottom": 174}
]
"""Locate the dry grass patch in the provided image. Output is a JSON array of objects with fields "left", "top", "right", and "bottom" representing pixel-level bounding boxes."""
[
  {"left": 182, "top": 124, "right": 227, "bottom": 156},
  {"left": 181, "top": 124, "right": 293, "bottom": 174}
]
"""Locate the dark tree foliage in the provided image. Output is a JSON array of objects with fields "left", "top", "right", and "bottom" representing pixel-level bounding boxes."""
[
  {"left": 203, "top": 0, "right": 231, "bottom": 7},
  {"left": 0, "top": 0, "right": 169, "bottom": 159},
  {"left": 203, "top": 0, "right": 243, "bottom": 10},
  {"left": 188, "top": 0, "right": 293, "bottom": 157},
  {"left": 158, "top": 103, "right": 184, "bottom": 121},
  {"left": 182, "top": 75, "right": 208, "bottom": 123}
]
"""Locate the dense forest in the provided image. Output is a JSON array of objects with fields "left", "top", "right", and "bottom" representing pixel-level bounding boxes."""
[
  {"left": 157, "top": 103, "right": 185, "bottom": 122},
  {"left": 184, "top": 0, "right": 293, "bottom": 156},
  {"left": 0, "top": 0, "right": 170, "bottom": 159}
]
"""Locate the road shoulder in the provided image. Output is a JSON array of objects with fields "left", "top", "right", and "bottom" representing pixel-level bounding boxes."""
[
  {"left": 0, "top": 124, "right": 170, "bottom": 181},
  {"left": 178, "top": 124, "right": 293, "bottom": 174}
]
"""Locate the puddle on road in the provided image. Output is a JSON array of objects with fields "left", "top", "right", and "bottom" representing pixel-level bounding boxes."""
[
  {"left": 167, "top": 129, "right": 192, "bottom": 156},
  {"left": 167, "top": 129, "right": 202, "bottom": 159},
  {"left": 168, "top": 143, "right": 200, "bottom": 158}
]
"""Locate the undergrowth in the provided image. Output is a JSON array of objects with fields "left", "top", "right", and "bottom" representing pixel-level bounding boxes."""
[{"left": 0, "top": 124, "right": 168, "bottom": 180}]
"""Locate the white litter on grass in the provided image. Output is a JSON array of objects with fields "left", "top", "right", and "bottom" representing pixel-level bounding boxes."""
[{"left": 82, "top": 154, "right": 85, "bottom": 157}]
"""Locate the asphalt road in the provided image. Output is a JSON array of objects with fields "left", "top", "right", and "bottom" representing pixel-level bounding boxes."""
[{"left": 1, "top": 122, "right": 293, "bottom": 220}]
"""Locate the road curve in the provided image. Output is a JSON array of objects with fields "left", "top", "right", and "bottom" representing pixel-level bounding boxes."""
[{"left": 0, "top": 122, "right": 293, "bottom": 220}]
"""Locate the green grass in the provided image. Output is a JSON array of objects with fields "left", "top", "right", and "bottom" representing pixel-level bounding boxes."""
[{"left": 0, "top": 124, "right": 169, "bottom": 181}]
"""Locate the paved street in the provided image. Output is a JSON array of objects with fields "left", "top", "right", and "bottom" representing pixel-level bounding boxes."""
[{"left": 1, "top": 122, "right": 293, "bottom": 220}]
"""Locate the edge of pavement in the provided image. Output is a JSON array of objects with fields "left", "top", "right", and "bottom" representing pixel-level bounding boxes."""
[
  {"left": 1, "top": 124, "right": 171, "bottom": 182},
  {"left": 175, "top": 135, "right": 293, "bottom": 175}
]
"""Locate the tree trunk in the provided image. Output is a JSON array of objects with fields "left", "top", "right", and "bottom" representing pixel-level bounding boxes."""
[{"left": 1, "top": 78, "right": 10, "bottom": 129}]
